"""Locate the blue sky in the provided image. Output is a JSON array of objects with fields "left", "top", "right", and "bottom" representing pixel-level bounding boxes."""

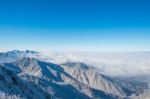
[{"left": 0, "top": 0, "right": 150, "bottom": 51}]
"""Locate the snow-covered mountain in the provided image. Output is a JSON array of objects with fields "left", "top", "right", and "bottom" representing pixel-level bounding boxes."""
[
  {"left": 0, "top": 50, "right": 149, "bottom": 99},
  {"left": 61, "top": 62, "right": 126, "bottom": 96},
  {"left": 0, "top": 57, "right": 124, "bottom": 99},
  {"left": 0, "top": 50, "right": 40, "bottom": 63},
  {"left": 0, "top": 62, "right": 52, "bottom": 99}
]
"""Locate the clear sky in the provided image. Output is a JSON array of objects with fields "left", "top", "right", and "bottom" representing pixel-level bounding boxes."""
[{"left": 0, "top": 0, "right": 150, "bottom": 52}]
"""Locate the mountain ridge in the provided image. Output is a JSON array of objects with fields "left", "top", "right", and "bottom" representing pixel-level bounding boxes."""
[
  {"left": 0, "top": 50, "right": 149, "bottom": 99},
  {"left": 0, "top": 57, "right": 122, "bottom": 99}
]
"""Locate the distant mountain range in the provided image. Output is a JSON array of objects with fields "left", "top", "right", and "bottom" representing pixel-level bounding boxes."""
[{"left": 0, "top": 50, "right": 149, "bottom": 99}]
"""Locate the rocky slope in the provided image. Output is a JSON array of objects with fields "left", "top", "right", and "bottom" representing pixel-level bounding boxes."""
[{"left": 61, "top": 62, "right": 126, "bottom": 97}]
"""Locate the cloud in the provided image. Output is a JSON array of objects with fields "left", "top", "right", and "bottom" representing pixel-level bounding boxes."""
[{"left": 41, "top": 52, "right": 150, "bottom": 77}]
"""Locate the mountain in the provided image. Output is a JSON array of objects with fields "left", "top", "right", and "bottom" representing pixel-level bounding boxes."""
[
  {"left": 0, "top": 57, "right": 122, "bottom": 99},
  {"left": 0, "top": 63, "right": 52, "bottom": 99},
  {"left": 0, "top": 50, "right": 149, "bottom": 99},
  {"left": 61, "top": 62, "right": 127, "bottom": 97},
  {"left": 0, "top": 50, "right": 40, "bottom": 63}
]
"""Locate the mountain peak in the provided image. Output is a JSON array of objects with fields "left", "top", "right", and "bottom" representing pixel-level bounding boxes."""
[
  {"left": 0, "top": 50, "right": 40, "bottom": 63},
  {"left": 3, "top": 50, "right": 39, "bottom": 54},
  {"left": 13, "top": 57, "right": 39, "bottom": 67}
]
